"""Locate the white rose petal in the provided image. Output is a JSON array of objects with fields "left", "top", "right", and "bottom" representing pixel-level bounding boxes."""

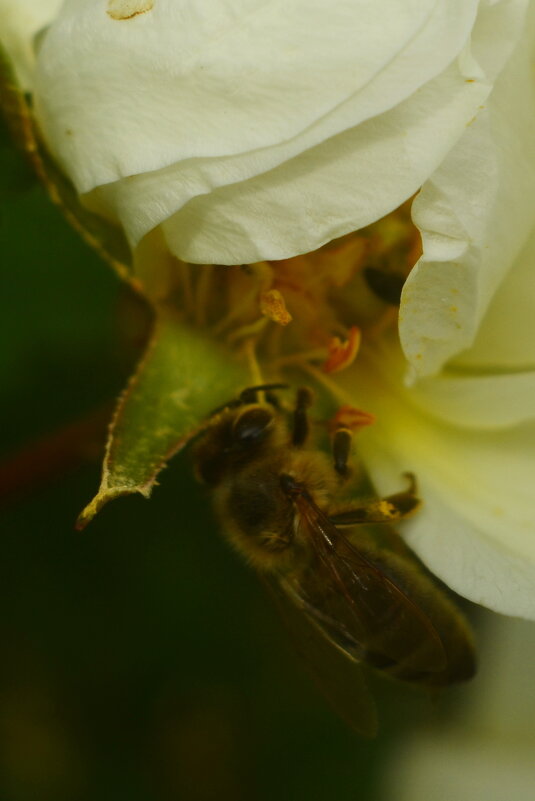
[
  {"left": 403, "top": 215, "right": 535, "bottom": 429},
  {"left": 344, "top": 342, "right": 535, "bottom": 618},
  {"left": 31, "top": 0, "right": 523, "bottom": 263},
  {"left": 381, "top": 616, "right": 535, "bottom": 801},
  {"left": 385, "top": 739, "right": 535, "bottom": 801},
  {"left": 35, "top": 0, "right": 473, "bottom": 183},
  {"left": 453, "top": 219, "right": 535, "bottom": 371},
  {"left": 90, "top": 61, "right": 490, "bottom": 263},
  {"left": 0, "top": 0, "right": 62, "bottom": 88},
  {"left": 401, "top": 0, "right": 535, "bottom": 376},
  {"left": 406, "top": 366, "right": 535, "bottom": 430}
]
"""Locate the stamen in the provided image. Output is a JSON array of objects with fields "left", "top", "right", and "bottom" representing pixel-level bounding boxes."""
[
  {"left": 260, "top": 289, "right": 293, "bottom": 326},
  {"left": 178, "top": 262, "right": 194, "bottom": 314},
  {"left": 322, "top": 326, "right": 361, "bottom": 374},
  {"left": 299, "top": 363, "right": 359, "bottom": 408},
  {"left": 271, "top": 347, "right": 329, "bottom": 369},
  {"left": 330, "top": 405, "right": 376, "bottom": 433},
  {"left": 193, "top": 264, "right": 214, "bottom": 326},
  {"left": 227, "top": 317, "right": 268, "bottom": 346},
  {"left": 243, "top": 338, "right": 265, "bottom": 387}
]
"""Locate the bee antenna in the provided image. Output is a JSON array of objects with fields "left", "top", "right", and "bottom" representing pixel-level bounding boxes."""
[
  {"left": 239, "top": 383, "right": 288, "bottom": 404},
  {"left": 208, "top": 384, "right": 288, "bottom": 417}
]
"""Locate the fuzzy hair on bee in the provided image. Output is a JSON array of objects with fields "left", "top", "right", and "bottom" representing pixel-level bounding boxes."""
[{"left": 192, "top": 384, "right": 476, "bottom": 735}]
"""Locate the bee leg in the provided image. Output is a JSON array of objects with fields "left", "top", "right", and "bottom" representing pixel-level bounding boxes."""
[
  {"left": 292, "top": 387, "right": 314, "bottom": 446},
  {"left": 332, "top": 426, "right": 353, "bottom": 479},
  {"left": 382, "top": 472, "right": 420, "bottom": 518},
  {"left": 329, "top": 473, "right": 421, "bottom": 525}
]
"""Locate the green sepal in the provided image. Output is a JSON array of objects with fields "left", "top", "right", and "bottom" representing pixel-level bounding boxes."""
[
  {"left": 0, "top": 44, "right": 135, "bottom": 289},
  {"left": 1, "top": 45, "right": 249, "bottom": 525},
  {"left": 77, "top": 312, "right": 248, "bottom": 528}
]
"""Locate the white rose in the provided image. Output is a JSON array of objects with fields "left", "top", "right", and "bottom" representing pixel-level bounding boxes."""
[
  {"left": 0, "top": 0, "right": 63, "bottom": 88},
  {"left": 381, "top": 614, "right": 535, "bottom": 800},
  {"left": 347, "top": 3, "right": 535, "bottom": 616},
  {"left": 2, "top": 0, "right": 535, "bottom": 617},
  {"left": 8, "top": 0, "right": 527, "bottom": 267}
]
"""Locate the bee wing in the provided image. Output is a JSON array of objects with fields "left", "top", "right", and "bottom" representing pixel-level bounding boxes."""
[
  {"left": 290, "top": 493, "right": 447, "bottom": 682},
  {"left": 264, "top": 574, "right": 378, "bottom": 737}
]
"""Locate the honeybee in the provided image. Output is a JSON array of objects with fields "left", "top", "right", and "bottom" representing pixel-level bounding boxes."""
[{"left": 193, "top": 384, "right": 476, "bottom": 734}]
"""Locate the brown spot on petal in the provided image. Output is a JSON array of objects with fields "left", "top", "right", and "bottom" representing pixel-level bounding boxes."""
[{"left": 107, "top": 0, "right": 154, "bottom": 21}]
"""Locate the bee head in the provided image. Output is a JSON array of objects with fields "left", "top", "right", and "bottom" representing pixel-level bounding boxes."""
[
  {"left": 231, "top": 405, "right": 274, "bottom": 446},
  {"left": 193, "top": 404, "right": 277, "bottom": 486}
]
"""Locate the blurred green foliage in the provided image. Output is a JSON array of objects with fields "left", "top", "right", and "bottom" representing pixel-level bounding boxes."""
[{"left": 0, "top": 119, "right": 460, "bottom": 801}]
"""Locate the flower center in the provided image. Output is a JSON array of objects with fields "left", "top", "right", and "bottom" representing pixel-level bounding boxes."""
[{"left": 169, "top": 200, "right": 420, "bottom": 381}]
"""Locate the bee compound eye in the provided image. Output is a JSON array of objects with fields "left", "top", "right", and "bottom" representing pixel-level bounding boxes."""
[{"left": 232, "top": 407, "right": 274, "bottom": 446}]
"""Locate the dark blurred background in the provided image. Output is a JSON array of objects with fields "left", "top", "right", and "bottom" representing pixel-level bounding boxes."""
[{"left": 0, "top": 119, "right": 471, "bottom": 801}]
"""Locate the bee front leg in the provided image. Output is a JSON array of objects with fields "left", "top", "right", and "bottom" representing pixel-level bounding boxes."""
[
  {"left": 332, "top": 425, "right": 353, "bottom": 479},
  {"left": 384, "top": 472, "right": 420, "bottom": 517},
  {"left": 329, "top": 473, "right": 421, "bottom": 526},
  {"left": 292, "top": 387, "right": 314, "bottom": 446}
]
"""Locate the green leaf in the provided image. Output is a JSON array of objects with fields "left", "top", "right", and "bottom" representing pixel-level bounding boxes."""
[{"left": 77, "top": 312, "right": 248, "bottom": 528}]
